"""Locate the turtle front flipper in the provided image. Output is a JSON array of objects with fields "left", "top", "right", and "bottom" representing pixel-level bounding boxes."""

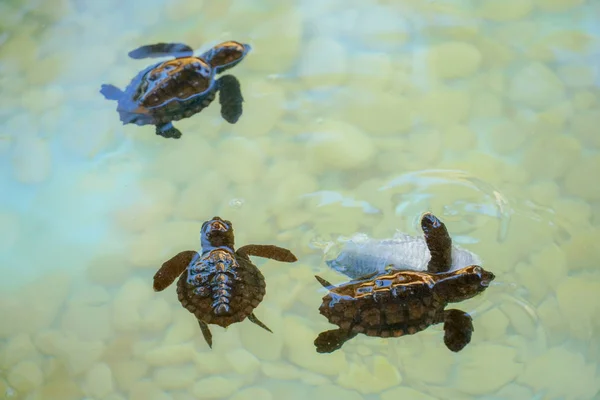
[
  {"left": 236, "top": 244, "right": 297, "bottom": 263},
  {"left": 156, "top": 122, "right": 182, "bottom": 139},
  {"left": 153, "top": 250, "right": 197, "bottom": 292},
  {"left": 442, "top": 309, "right": 473, "bottom": 352},
  {"left": 217, "top": 74, "right": 243, "bottom": 124},
  {"left": 198, "top": 320, "right": 213, "bottom": 348},
  {"left": 99, "top": 84, "right": 124, "bottom": 101},
  {"left": 314, "top": 329, "right": 357, "bottom": 354},
  {"left": 128, "top": 43, "right": 194, "bottom": 59},
  {"left": 248, "top": 312, "right": 273, "bottom": 333},
  {"left": 421, "top": 212, "right": 453, "bottom": 273}
]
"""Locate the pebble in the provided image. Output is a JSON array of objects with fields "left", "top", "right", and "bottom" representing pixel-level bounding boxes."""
[
  {"left": 143, "top": 343, "right": 195, "bottom": 367},
  {"left": 112, "top": 360, "right": 149, "bottom": 392},
  {"left": 113, "top": 178, "right": 177, "bottom": 234},
  {"left": 522, "top": 133, "right": 581, "bottom": 180},
  {"left": 563, "top": 228, "right": 600, "bottom": 271},
  {"left": 557, "top": 64, "right": 597, "bottom": 88},
  {"left": 230, "top": 387, "right": 274, "bottom": 400},
  {"left": 305, "top": 119, "right": 375, "bottom": 171},
  {"left": 112, "top": 277, "right": 153, "bottom": 332},
  {"left": 477, "top": 307, "right": 510, "bottom": 341},
  {"left": 352, "top": 6, "right": 409, "bottom": 51},
  {"left": 534, "top": 0, "right": 586, "bottom": 12},
  {"left": 163, "top": 308, "right": 199, "bottom": 345},
  {"left": 426, "top": 41, "right": 482, "bottom": 80},
  {"left": 508, "top": 63, "right": 565, "bottom": 110},
  {"left": 346, "top": 51, "right": 392, "bottom": 92},
  {"left": 564, "top": 155, "right": 600, "bottom": 201},
  {"left": 284, "top": 316, "right": 347, "bottom": 376},
  {"left": 528, "top": 180, "right": 560, "bottom": 207},
  {"left": 0, "top": 273, "right": 71, "bottom": 338},
  {"left": 381, "top": 386, "right": 436, "bottom": 400},
  {"left": 129, "top": 381, "right": 172, "bottom": 400},
  {"left": 60, "top": 303, "right": 112, "bottom": 341},
  {"left": 299, "top": 37, "right": 348, "bottom": 88},
  {"left": 8, "top": 360, "right": 44, "bottom": 392},
  {"left": 518, "top": 347, "right": 599, "bottom": 399},
  {"left": 190, "top": 376, "right": 243, "bottom": 399},
  {"left": 572, "top": 110, "right": 600, "bottom": 148},
  {"left": 215, "top": 136, "right": 266, "bottom": 184},
  {"left": 83, "top": 363, "right": 114, "bottom": 399},
  {"left": 478, "top": 0, "right": 534, "bottom": 21},
  {"left": 244, "top": 10, "right": 303, "bottom": 74},
  {"left": 0, "top": 334, "right": 38, "bottom": 369},
  {"left": 500, "top": 302, "right": 537, "bottom": 339},
  {"left": 261, "top": 361, "right": 301, "bottom": 380},
  {"left": 337, "top": 91, "right": 413, "bottom": 136},
  {"left": 418, "top": 88, "right": 471, "bottom": 128},
  {"left": 233, "top": 79, "right": 286, "bottom": 137},
  {"left": 441, "top": 125, "right": 476, "bottom": 152},
  {"left": 153, "top": 365, "right": 197, "bottom": 390},
  {"left": 240, "top": 306, "right": 284, "bottom": 361},
  {"left": 337, "top": 356, "right": 402, "bottom": 394},
  {"left": 225, "top": 348, "right": 261, "bottom": 375},
  {"left": 402, "top": 345, "right": 454, "bottom": 386},
  {"left": 483, "top": 120, "right": 526, "bottom": 155},
  {"left": 311, "top": 384, "right": 363, "bottom": 400},
  {"left": 10, "top": 134, "right": 52, "bottom": 184},
  {"left": 556, "top": 276, "right": 600, "bottom": 340},
  {"left": 455, "top": 344, "right": 523, "bottom": 395},
  {"left": 140, "top": 298, "right": 173, "bottom": 332}
]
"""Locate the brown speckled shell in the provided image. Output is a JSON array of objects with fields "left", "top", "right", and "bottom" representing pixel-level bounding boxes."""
[
  {"left": 176, "top": 254, "right": 266, "bottom": 328},
  {"left": 318, "top": 272, "right": 445, "bottom": 338}
]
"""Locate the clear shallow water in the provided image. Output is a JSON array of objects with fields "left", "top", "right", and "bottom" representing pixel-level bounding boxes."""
[{"left": 1, "top": 0, "right": 600, "bottom": 399}]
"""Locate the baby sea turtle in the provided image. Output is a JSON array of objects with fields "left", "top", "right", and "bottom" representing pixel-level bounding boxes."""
[
  {"left": 153, "top": 216, "right": 297, "bottom": 348},
  {"left": 100, "top": 40, "right": 251, "bottom": 139},
  {"left": 326, "top": 215, "right": 482, "bottom": 280},
  {"left": 314, "top": 212, "right": 495, "bottom": 353}
]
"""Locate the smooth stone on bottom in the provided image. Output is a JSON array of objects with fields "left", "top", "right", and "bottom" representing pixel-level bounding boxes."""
[
  {"left": 455, "top": 344, "right": 523, "bottom": 395},
  {"left": 517, "top": 347, "right": 600, "bottom": 399},
  {"left": 336, "top": 356, "right": 402, "bottom": 394},
  {"left": 229, "top": 387, "right": 274, "bottom": 400},
  {"left": 381, "top": 386, "right": 437, "bottom": 400},
  {"left": 190, "top": 376, "right": 243, "bottom": 399}
]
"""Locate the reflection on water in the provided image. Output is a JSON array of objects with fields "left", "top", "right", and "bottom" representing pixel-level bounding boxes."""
[{"left": 1, "top": 0, "right": 600, "bottom": 399}]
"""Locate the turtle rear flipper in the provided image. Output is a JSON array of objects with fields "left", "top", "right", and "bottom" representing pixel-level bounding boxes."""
[
  {"left": 217, "top": 74, "right": 243, "bottom": 124},
  {"left": 153, "top": 250, "right": 197, "bottom": 292},
  {"left": 198, "top": 320, "right": 213, "bottom": 348},
  {"left": 421, "top": 212, "right": 453, "bottom": 273},
  {"left": 128, "top": 43, "right": 194, "bottom": 59},
  {"left": 100, "top": 84, "right": 124, "bottom": 101},
  {"left": 314, "top": 329, "right": 357, "bottom": 354},
  {"left": 248, "top": 313, "right": 273, "bottom": 333},
  {"left": 156, "top": 122, "right": 182, "bottom": 139},
  {"left": 236, "top": 244, "right": 297, "bottom": 262},
  {"left": 442, "top": 309, "right": 473, "bottom": 352}
]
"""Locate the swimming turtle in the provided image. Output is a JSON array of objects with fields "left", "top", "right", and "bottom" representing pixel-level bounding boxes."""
[
  {"left": 100, "top": 40, "right": 251, "bottom": 139},
  {"left": 326, "top": 214, "right": 482, "bottom": 280},
  {"left": 314, "top": 212, "right": 495, "bottom": 353},
  {"left": 152, "top": 216, "right": 297, "bottom": 348}
]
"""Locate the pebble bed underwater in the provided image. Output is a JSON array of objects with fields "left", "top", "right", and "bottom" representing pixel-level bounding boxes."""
[{"left": 1, "top": 0, "right": 600, "bottom": 399}]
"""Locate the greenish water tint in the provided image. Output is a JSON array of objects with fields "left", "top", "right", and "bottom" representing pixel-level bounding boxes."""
[{"left": 1, "top": 0, "right": 600, "bottom": 399}]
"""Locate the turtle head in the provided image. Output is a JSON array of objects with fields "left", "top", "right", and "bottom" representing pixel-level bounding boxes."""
[
  {"left": 434, "top": 265, "right": 495, "bottom": 303},
  {"left": 200, "top": 216, "right": 235, "bottom": 251},
  {"left": 200, "top": 41, "right": 251, "bottom": 74}
]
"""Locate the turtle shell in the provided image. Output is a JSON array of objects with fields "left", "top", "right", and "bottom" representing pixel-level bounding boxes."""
[
  {"left": 318, "top": 270, "right": 445, "bottom": 338},
  {"left": 117, "top": 57, "right": 218, "bottom": 127},
  {"left": 176, "top": 248, "right": 266, "bottom": 328}
]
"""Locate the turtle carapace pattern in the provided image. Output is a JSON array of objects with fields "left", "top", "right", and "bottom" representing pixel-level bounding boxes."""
[
  {"left": 314, "top": 212, "right": 495, "bottom": 354},
  {"left": 100, "top": 41, "right": 250, "bottom": 139},
  {"left": 152, "top": 216, "right": 297, "bottom": 348}
]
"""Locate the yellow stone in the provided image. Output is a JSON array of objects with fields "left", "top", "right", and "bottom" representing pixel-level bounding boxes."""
[{"left": 426, "top": 41, "right": 482, "bottom": 79}]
